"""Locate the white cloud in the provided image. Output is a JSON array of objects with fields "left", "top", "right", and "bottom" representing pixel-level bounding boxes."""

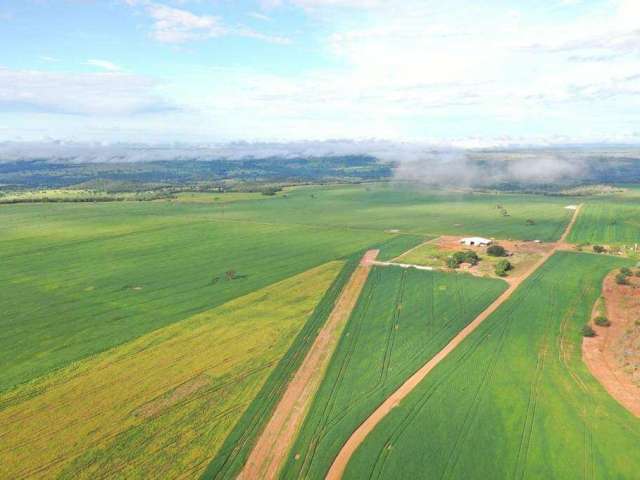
[
  {"left": 126, "top": 1, "right": 290, "bottom": 44},
  {"left": 0, "top": 68, "right": 177, "bottom": 116},
  {"left": 145, "top": 3, "right": 225, "bottom": 43},
  {"left": 85, "top": 59, "right": 123, "bottom": 72}
]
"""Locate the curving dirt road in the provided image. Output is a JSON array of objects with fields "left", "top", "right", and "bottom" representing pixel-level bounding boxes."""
[
  {"left": 325, "top": 205, "right": 582, "bottom": 480},
  {"left": 237, "top": 249, "right": 379, "bottom": 480}
]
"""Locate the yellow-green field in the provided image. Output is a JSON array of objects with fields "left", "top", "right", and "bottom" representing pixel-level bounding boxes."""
[{"left": 0, "top": 261, "right": 341, "bottom": 480}]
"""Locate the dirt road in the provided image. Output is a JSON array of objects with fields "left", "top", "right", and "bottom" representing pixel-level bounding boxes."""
[
  {"left": 237, "top": 249, "right": 379, "bottom": 480},
  {"left": 325, "top": 206, "right": 583, "bottom": 480}
]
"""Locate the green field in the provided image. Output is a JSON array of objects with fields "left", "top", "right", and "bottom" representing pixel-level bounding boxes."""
[
  {"left": 0, "top": 262, "right": 342, "bottom": 479},
  {"left": 280, "top": 266, "right": 507, "bottom": 479},
  {"left": 345, "top": 252, "right": 640, "bottom": 480},
  {"left": 569, "top": 199, "right": 640, "bottom": 246},
  {"left": 207, "top": 184, "right": 576, "bottom": 241},
  {"left": 0, "top": 201, "right": 388, "bottom": 392}
]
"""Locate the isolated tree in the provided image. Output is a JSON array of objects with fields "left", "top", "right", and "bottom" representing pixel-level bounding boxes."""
[
  {"left": 620, "top": 267, "right": 632, "bottom": 277},
  {"left": 582, "top": 324, "right": 596, "bottom": 337},
  {"left": 526, "top": 219, "right": 536, "bottom": 225},
  {"left": 592, "top": 245, "right": 605, "bottom": 253},
  {"left": 594, "top": 316, "right": 611, "bottom": 327},
  {"left": 487, "top": 245, "right": 507, "bottom": 257},
  {"left": 495, "top": 259, "right": 512, "bottom": 277},
  {"left": 615, "top": 273, "right": 628, "bottom": 285},
  {"left": 225, "top": 270, "right": 237, "bottom": 281}
]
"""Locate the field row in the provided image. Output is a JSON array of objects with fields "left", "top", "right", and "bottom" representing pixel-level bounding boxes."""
[
  {"left": 280, "top": 266, "right": 507, "bottom": 479},
  {"left": 345, "top": 252, "right": 640, "bottom": 480},
  {"left": 0, "top": 262, "right": 342, "bottom": 480},
  {"left": 0, "top": 203, "right": 389, "bottom": 392}
]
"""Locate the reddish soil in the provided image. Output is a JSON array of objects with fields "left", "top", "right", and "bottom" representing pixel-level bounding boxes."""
[
  {"left": 582, "top": 274, "right": 640, "bottom": 417},
  {"left": 237, "top": 250, "right": 379, "bottom": 480},
  {"left": 434, "top": 235, "right": 554, "bottom": 283},
  {"left": 325, "top": 206, "right": 583, "bottom": 480}
]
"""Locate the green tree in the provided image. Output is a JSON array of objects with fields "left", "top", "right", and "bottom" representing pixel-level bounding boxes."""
[
  {"left": 620, "top": 267, "right": 632, "bottom": 277},
  {"left": 486, "top": 245, "right": 507, "bottom": 257},
  {"left": 615, "top": 273, "right": 628, "bottom": 285},
  {"left": 582, "top": 324, "right": 596, "bottom": 337},
  {"left": 594, "top": 316, "right": 611, "bottom": 327},
  {"left": 495, "top": 259, "right": 512, "bottom": 277}
]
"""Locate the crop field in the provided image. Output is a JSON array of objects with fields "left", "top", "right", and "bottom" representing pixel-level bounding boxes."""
[
  {"left": 280, "top": 266, "right": 507, "bottom": 479},
  {"left": 0, "top": 201, "right": 388, "bottom": 392},
  {"left": 208, "top": 184, "right": 576, "bottom": 241},
  {"left": 0, "top": 262, "right": 342, "bottom": 479},
  {"left": 568, "top": 199, "right": 640, "bottom": 246},
  {"left": 345, "top": 252, "right": 640, "bottom": 480},
  {"left": 202, "top": 253, "right": 363, "bottom": 480}
]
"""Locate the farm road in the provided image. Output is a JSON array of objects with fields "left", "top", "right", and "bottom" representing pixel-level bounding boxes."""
[
  {"left": 237, "top": 249, "right": 379, "bottom": 480},
  {"left": 325, "top": 205, "right": 583, "bottom": 480}
]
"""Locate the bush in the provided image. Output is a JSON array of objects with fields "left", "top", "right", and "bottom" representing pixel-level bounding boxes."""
[
  {"left": 582, "top": 325, "right": 596, "bottom": 337},
  {"left": 447, "top": 250, "right": 479, "bottom": 269},
  {"left": 620, "top": 267, "right": 632, "bottom": 277},
  {"left": 593, "top": 245, "right": 606, "bottom": 253},
  {"left": 446, "top": 257, "right": 461, "bottom": 269},
  {"left": 486, "top": 245, "right": 507, "bottom": 257},
  {"left": 495, "top": 259, "right": 512, "bottom": 277},
  {"left": 615, "top": 273, "right": 629, "bottom": 285},
  {"left": 594, "top": 316, "right": 611, "bottom": 327}
]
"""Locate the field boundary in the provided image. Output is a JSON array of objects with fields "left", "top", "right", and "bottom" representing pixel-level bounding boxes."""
[
  {"left": 325, "top": 204, "right": 583, "bottom": 480},
  {"left": 236, "top": 249, "right": 379, "bottom": 480}
]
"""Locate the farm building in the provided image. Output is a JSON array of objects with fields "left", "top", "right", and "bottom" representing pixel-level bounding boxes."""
[{"left": 460, "top": 237, "right": 492, "bottom": 246}]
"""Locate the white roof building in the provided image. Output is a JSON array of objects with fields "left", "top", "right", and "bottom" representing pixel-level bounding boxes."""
[{"left": 460, "top": 237, "right": 492, "bottom": 246}]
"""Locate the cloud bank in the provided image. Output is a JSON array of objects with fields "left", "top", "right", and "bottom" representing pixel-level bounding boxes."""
[{"left": 1, "top": 140, "right": 638, "bottom": 187}]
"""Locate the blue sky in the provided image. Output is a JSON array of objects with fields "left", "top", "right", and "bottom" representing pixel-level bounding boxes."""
[{"left": 1, "top": 0, "right": 639, "bottom": 145}]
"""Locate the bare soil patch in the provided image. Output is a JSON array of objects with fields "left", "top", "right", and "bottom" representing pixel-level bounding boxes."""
[
  {"left": 237, "top": 250, "right": 379, "bottom": 480},
  {"left": 583, "top": 274, "right": 640, "bottom": 417},
  {"left": 414, "top": 235, "right": 554, "bottom": 283}
]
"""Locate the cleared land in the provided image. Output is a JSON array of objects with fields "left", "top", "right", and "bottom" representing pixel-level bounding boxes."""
[
  {"left": 207, "top": 184, "right": 576, "bottom": 241},
  {"left": 583, "top": 272, "right": 640, "bottom": 416},
  {"left": 238, "top": 250, "right": 378, "bottom": 480},
  {"left": 0, "top": 202, "right": 386, "bottom": 392},
  {"left": 280, "top": 267, "right": 507, "bottom": 479},
  {"left": 344, "top": 252, "right": 640, "bottom": 480},
  {"left": 396, "top": 235, "right": 552, "bottom": 280}
]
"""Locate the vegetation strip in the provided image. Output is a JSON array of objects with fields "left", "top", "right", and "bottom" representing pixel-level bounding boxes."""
[
  {"left": 235, "top": 250, "right": 379, "bottom": 480},
  {"left": 326, "top": 204, "right": 582, "bottom": 480}
]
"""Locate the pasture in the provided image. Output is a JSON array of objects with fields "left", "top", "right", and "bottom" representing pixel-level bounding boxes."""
[
  {"left": 345, "top": 252, "right": 640, "bottom": 480},
  {"left": 211, "top": 184, "right": 576, "bottom": 241},
  {"left": 0, "top": 201, "right": 387, "bottom": 392},
  {"left": 0, "top": 262, "right": 342, "bottom": 479},
  {"left": 280, "top": 267, "right": 507, "bottom": 479}
]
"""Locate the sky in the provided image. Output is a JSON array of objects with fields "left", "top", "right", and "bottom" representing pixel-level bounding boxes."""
[{"left": 1, "top": 0, "right": 640, "bottom": 145}]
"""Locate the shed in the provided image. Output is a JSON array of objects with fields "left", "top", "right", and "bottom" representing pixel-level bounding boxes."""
[{"left": 460, "top": 237, "right": 492, "bottom": 246}]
